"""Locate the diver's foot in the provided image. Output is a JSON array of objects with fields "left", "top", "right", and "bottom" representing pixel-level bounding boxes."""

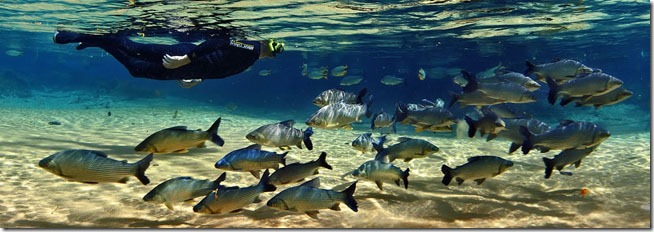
[
  {"left": 178, "top": 79, "right": 203, "bottom": 88},
  {"left": 53, "top": 30, "right": 83, "bottom": 44}
]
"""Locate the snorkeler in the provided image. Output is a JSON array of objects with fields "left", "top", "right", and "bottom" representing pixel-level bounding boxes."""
[{"left": 52, "top": 30, "right": 285, "bottom": 88}]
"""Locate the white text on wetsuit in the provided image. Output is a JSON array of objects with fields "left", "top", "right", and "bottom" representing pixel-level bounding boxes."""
[{"left": 229, "top": 40, "right": 254, "bottom": 51}]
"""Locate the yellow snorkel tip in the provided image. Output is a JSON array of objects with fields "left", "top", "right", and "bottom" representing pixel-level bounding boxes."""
[{"left": 268, "top": 38, "right": 285, "bottom": 56}]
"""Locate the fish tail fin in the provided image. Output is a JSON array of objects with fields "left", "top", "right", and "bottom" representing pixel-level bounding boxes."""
[
  {"left": 280, "top": 152, "right": 289, "bottom": 166},
  {"left": 464, "top": 115, "right": 477, "bottom": 138},
  {"left": 524, "top": 60, "right": 536, "bottom": 76},
  {"left": 542, "top": 157, "right": 555, "bottom": 179},
  {"left": 214, "top": 172, "right": 227, "bottom": 184},
  {"left": 402, "top": 168, "right": 410, "bottom": 189},
  {"left": 441, "top": 164, "right": 453, "bottom": 186},
  {"left": 135, "top": 153, "right": 154, "bottom": 185},
  {"left": 545, "top": 77, "right": 559, "bottom": 105},
  {"left": 317, "top": 152, "right": 332, "bottom": 170},
  {"left": 259, "top": 169, "right": 277, "bottom": 192},
  {"left": 370, "top": 112, "right": 380, "bottom": 130},
  {"left": 356, "top": 88, "right": 368, "bottom": 105},
  {"left": 519, "top": 126, "right": 534, "bottom": 155},
  {"left": 447, "top": 91, "right": 459, "bottom": 108},
  {"left": 364, "top": 95, "right": 374, "bottom": 118},
  {"left": 303, "top": 127, "right": 314, "bottom": 150},
  {"left": 341, "top": 181, "right": 358, "bottom": 212},
  {"left": 207, "top": 117, "right": 225, "bottom": 146},
  {"left": 559, "top": 97, "right": 574, "bottom": 106},
  {"left": 461, "top": 70, "right": 478, "bottom": 93},
  {"left": 394, "top": 102, "right": 408, "bottom": 122},
  {"left": 373, "top": 136, "right": 387, "bottom": 161}
]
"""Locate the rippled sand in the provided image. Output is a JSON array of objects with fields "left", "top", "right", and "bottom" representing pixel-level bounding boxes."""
[{"left": 0, "top": 91, "right": 650, "bottom": 228}]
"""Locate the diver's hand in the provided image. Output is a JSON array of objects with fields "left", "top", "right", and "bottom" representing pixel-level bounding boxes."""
[{"left": 162, "top": 54, "right": 191, "bottom": 69}]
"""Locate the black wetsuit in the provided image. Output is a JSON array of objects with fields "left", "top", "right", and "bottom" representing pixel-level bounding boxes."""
[{"left": 68, "top": 34, "right": 261, "bottom": 80}]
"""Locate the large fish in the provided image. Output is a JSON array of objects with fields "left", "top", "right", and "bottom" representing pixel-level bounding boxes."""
[
  {"left": 246, "top": 120, "right": 313, "bottom": 150},
  {"left": 351, "top": 133, "right": 385, "bottom": 154},
  {"left": 520, "top": 120, "right": 610, "bottom": 154},
  {"left": 462, "top": 71, "right": 537, "bottom": 104},
  {"left": 39, "top": 149, "right": 153, "bottom": 185},
  {"left": 475, "top": 63, "right": 506, "bottom": 79},
  {"left": 370, "top": 109, "right": 396, "bottom": 133},
  {"left": 306, "top": 98, "right": 373, "bottom": 130},
  {"left": 351, "top": 159, "right": 409, "bottom": 191},
  {"left": 478, "top": 104, "right": 532, "bottom": 119},
  {"left": 193, "top": 170, "right": 276, "bottom": 214},
  {"left": 546, "top": 73, "right": 623, "bottom": 105},
  {"left": 525, "top": 59, "right": 594, "bottom": 83},
  {"left": 394, "top": 103, "right": 457, "bottom": 132},
  {"left": 214, "top": 144, "right": 287, "bottom": 178},
  {"left": 560, "top": 87, "right": 633, "bottom": 109},
  {"left": 479, "top": 71, "right": 541, "bottom": 91},
  {"left": 268, "top": 152, "right": 333, "bottom": 185},
  {"left": 374, "top": 137, "right": 440, "bottom": 162},
  {"left": 143, "top": 173, "right": 226, "bottom": 210},
  {"left": 134, "top": 117, "right": 224, "bottom": 154},
  {"left": 266, "top": 178, "right": 358, "bottom": 219},
  {"left": 464, "top": 112, "right": 506, "bottom": 141},
  {"left": 496, "top": 118, "right": 551, "bottom": 154},
  {"left": 312, "top": 88, "right": 368, "bottom": 107},
  {"left": 448, "top": 90, "right": 507, "bottom": 108},
  {"left": 441, "top": 156, "right": 514, "bottom": 186},
  {"left": 542, "top": 145, "right": 598, "bottom": 179}
]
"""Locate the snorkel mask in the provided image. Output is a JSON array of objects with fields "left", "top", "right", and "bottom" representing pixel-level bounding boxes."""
[{"left": 268, "top": 38, "right": 285, "bottom": 57}]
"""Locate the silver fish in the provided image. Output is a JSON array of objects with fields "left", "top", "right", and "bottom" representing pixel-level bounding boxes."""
[
  {"left": 464, "top": 112, "right": 506, "bottom": 141},
  {"left": 339, "top": 75, "right": 364, "bottom": 86},
  {"left": 370, "top": 109, "right": 396, "bottom": 133},
  {"left": 269, "top": 152, "right": 333, "bottom": 185},
  {"left": 479, "top": 71, "right": 541, "bottom": 91},
  {"left": 143, "top": 173, "right": 226, "bottom": 210},
  {"left": 214, "top": 144, "right": 287, "bottom": 178},
  {"left": 331, "top": 65, "right": 348, "bottom": 77},
  {"left": 546, "top": 73, "right": 623, "bottom": 105},
  {"left": 193, "top": 170, "right": 276, "bottom": 214},
  {"left": 560, "top": 87, "right": 633, "bottom": 109},
  {"left": 380, "top": 75, "right": 405, "bottom": 86},
  {"left": 394, "top": 103, "right": 457, "bottom": 132},
  {"left": 520, "top": 120, "right": 610, "bottom": 154},
  {"left": 525, "top": 59, "right": 594, "bottom": 83},
  {"left": 134, "top": 117, "right": 224, "bottom": 154},
  {"left": 542, "top": 145, "right": 598, "bottom": 179},
  {"left": 478, "top": 104, "right": 532, "bottom": 119},
  {"left": 39, "top": 149, "right": 153, "bottom": 185},
  {"left": 374, "top": 137, "right": 440, "bottom": 162},
  {"left": 448, "top": 90, "right": 507, "bottom": 108},
  {"left": 306, "top": 99, "right": 372, "bottom": 130},
  {"left": 351, "top": 159, "right": 409, "bottom": 191},
  {"left": 246, "top": 120, "right": 313, "bottom": 150},
  {"left": 496, "top": 118, "right": 551, "bottom": 154},
  {"left": 266, "top": 178, "right": 358, "bottom": 219},
  {"left": 476, "top": 63, "right": 506, "bottom": 79},
  {"left": 312, "top": 88, "right": 367, "bottom": 107},
  {"left": 462, "top": 71, "right": 537, "bottom": 104},
  {"left": 351, "top": 133, "right": 385, "bottom": 154},
  {"left": 441, "top": 156, "right": 514, "bottom": 186}
]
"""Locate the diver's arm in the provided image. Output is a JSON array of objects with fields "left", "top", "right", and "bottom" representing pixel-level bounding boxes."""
[{"left": 162, "top": 38, "right": 230, "bottom": 69}]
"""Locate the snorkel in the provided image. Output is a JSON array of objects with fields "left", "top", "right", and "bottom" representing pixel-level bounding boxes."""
[{"left": 267, "top": 38, "right": 285, "bottom": 57}]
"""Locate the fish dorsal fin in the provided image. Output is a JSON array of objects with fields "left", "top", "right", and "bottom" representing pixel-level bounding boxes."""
[
  {"left": 559, "top": 120, "right": 576, "bottom": 126},
  {"left": 279, "top": 120, "right": 295, "bottom": 127},
  {"left": 90, "top": 150, "right": 108, "bottom": 157},
  {"left": 397, "top": 137, "right": 412, "bottom": 143},
  {"left": 364, "top": 132, "right": 372, "bottom": 137},
  {"left": 165, "top": 126, "right": 188, "bottom": 131},
  {"left": 245, "top": 144, "right": 262, "bottom": 150},
  {"left": 300, "top": 177, "right": 320, "bottom": 188},
  {"left": 467, "top": 156, "right": 486, "bottom": 162}
]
